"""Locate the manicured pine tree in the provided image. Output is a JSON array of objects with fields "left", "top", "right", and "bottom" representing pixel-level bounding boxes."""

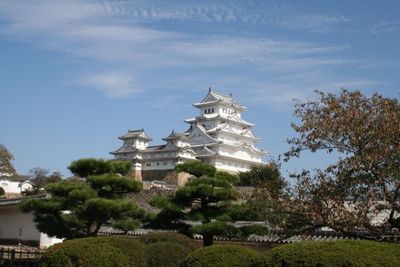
[
  {"left": 151, "top": 160, "right": 239, "bottom": 246},
  {"left": 21, "top": 158, "right": 148, "bottom": 239}
]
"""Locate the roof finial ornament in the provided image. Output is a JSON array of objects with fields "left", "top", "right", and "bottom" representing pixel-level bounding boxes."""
[
  {"left": 208, "top": 86, "right": 212, "bottom": 92},
  {"left": 229, "top": 92, "right": 232, "bottom": 97}
]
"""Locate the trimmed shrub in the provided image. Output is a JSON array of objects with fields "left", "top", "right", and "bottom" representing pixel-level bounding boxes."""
[
  {"left": 250, "top": 240, "right": 400, "bottom": 267},
  {"left": 146, "top": 241, "right": 193, "bottom": 267},
  {"left": 139, "top": 232, "right": 199, "bottom": 250},
  {"left": 106, "top": 236, "right": 148, "bottom": 267},
  {"left": 40, "top": 236, "right": 146, "bottom": 267},
  {"left": 181, "top": 244, "right": 258, "bottom": 267},
  {"left": 0, "top": 186, "right": 5, "bottom": 196}
]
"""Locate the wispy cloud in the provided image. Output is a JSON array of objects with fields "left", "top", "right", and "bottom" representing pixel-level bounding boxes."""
[
  {"left": 80, "top": 72, "right": 140, "bottom": 98},
  {"left": 371, "top": 21, "right": 400, "bottom": 34},
  {"left": 272, "top": 15, "right": 351, "bottom": 33},
  {"left": 0, "top": 0, "right": 374, "bottom": 105},
  {"left": 89, "top": 1, "right": 351, "bottom": 33}
]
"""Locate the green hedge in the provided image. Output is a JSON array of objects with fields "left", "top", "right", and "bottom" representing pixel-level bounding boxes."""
[
  {"left": 41, "top": 233, "right": 197, "bottom": 267},
  {"left": 40, "top": 237, "right": 136, "bottom": 267},
  {"left": 138, "top": 232, "right": 199, "bottom": 250},
  {"left": 181, "top": 244, "right": 258, "bottom": 267},
  {"left": 146, "top": 241, "right": 193, "bottom": 267},
  {"left": 250, "top": 240, "right": 400, "bottom": 267}
]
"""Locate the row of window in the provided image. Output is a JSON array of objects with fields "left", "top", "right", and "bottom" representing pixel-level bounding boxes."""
[
  {"left": 203, "top": 107, "right": 234, "bottom": 115},
  {"left": 220, "top": 160, "right": 248, "bottom": 169},
  {"left": 144, "top": 152, "right": 175, "bottom": 159},
  {"left": 146, "top": 162, "right": 169, "bottom": 167},
  {"left": 204, "top": 108, "right": 215, "bottom": 114}
]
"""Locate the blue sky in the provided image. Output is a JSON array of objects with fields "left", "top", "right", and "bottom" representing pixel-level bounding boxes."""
[{"left": 0, "top": 0, "right": 399, "bottom": 177}]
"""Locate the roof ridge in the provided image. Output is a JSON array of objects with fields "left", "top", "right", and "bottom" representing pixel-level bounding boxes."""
[{"left": 210, "top": 89, "right": 233, "bottom": 99}]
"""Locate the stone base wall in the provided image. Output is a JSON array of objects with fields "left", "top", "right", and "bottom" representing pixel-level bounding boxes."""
[
  {"left": 141, "top": 170, "right": 191, "bottom": 187},
  {"left": 141, "top": 170, "right": 174, "bottom": 181},
  {"left": 131, "top": 169, "right": 142, "bottom": 182}
]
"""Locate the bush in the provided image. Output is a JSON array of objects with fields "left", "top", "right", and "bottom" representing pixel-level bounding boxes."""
[
  {"left": 250, "top": 240, "right": 400, "bottom": 267},
  {"left": 41, "top": 234, "right": 199, "bottom": 267},
  {"left": 181, "top": 244, "right": 258, "bottom": 267},
  {"left": 40, "top": 236, "right": 146, "bottom": 267},
  {"left": 139, "top": 232, "right": 199, "bottom": 250},
  {"left": 106, "top": 236, "right": 148, "bottom": 267},
  {"left": 0, "top": 187, "right": 5, "bottom": 196},
  {"left": 146, "top": 241, "right": 193, "bottom": 267}
]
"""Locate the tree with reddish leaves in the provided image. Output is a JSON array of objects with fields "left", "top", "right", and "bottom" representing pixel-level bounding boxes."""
[
  {"left": 0, "top": 144, "right": 16, "bottom": 178},
  {"left": 284, "top": 89, "right": 400, "bottom": 239}
]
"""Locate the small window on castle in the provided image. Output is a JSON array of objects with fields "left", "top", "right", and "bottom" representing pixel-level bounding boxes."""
[
  {"left": 146, "top": 163, "right": 151, "bottom": 167},
  {"left": 163, "top": 162, "right": 168, "bottom": 166},
  {"left": 211, "top": 108, "right": 214, "bottom": 113},
  {"left": 157, "top": 162, "right": 160, "bottom": 166}
]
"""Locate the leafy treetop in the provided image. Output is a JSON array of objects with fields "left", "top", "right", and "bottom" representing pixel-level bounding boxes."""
[
  {"left": 21, "top": 158, "right": 146, "bottom": 239},
  {"left": 0, "top": 144, "right": 16, "bottom": 178},
  {"left": 69, "top": 158, "right": 132, "bottom": 178},
  {"left": 284, "top": 89, "right": 400, "bottom": 238}
]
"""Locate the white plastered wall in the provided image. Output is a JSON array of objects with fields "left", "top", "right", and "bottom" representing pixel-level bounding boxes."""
[{"left": 0, "top": 206, "right": 40, "bottom": 242}]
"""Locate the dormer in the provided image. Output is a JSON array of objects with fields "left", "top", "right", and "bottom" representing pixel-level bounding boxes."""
[
  {"left": 162, "top": 130, "right": 191, "bottom": 147},
  {"left": 118, "top": 129, "right": 152, "bottom": 150}
]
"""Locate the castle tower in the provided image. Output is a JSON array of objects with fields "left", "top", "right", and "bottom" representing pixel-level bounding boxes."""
[
  {"left": 110, "top": 129, "right": 152, "bottom": 180},
  {"left": 184, "top": 89, "right": 265, "bottom": 173}
]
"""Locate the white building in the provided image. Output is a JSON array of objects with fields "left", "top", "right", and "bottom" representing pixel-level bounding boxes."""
[
  {"left": 111, "top": 89, "right": 265, "bottom": 180},
  {"left": 0, "top": 195, "right": 63, "bottom": 248},
  {"left": 0, "top": 177, "right": 34, "bottom": 195}
]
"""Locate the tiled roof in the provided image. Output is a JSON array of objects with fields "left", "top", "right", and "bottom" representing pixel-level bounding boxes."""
[
  {"left": 119, "top": 129, "right": 152, "bottom": 141},
  {"left": 162, "top": 130, "right": 190, "bottom": 142},
  {"left": 193, "top": 90, "right": 246, "bottom": 111}
]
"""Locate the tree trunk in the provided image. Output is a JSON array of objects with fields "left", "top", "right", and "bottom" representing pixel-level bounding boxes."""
[{"left": 203, "top": 233, "right": 213, "bottom": 247}]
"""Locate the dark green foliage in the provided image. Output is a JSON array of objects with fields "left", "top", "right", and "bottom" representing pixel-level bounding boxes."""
[
  {"left": 40, "top": 237, "right": 147, "bottom": 267},
  {"left": 40, "top": 237, "right": 134, "bottom": 267},
  {"left": 215, "top": 171, "right": 240, "bottom": 184},
  {"left": 69, "top": 158, "right": 132, "bottom": 177},
  {"left": 87, "top": 174, "right": 142, "bottom": 198},
  {"left": 181, "top": 244, "right": 258, "bottom": 267},
  {"left": 152, "top": 166, "right": 240, "bottom": 246},
  {"left": 41, "top": 234, "right": 196, "bottom": 267},
  {"left": 250, "top": 240, "right": 400, "bottom": 267},
  {"left": 21, "top": 169, "right": 146, "bottom": 239},
  {"left": 175, "top": 160, "right": 216, "bottom": 177},
  {"left": 108, "top": 160, "right": 133, "bottom": 176},
  {"left": 233, "top": 163, "right": 289, "bottom": 225},
  {"left": 147, "top": 242, "right": 193, "bottom": 267},
  {"left": 0, "top": 186, "right": 4, "bottom": 196},
  {"left": 239, "top": 164, "right": 285, "bottom": 190},
  {"left": 107, "top": 237, "right": 149, "bottom": 267},
  {"left": 138, "top": 232, "right": 199, "bottom": 250}
]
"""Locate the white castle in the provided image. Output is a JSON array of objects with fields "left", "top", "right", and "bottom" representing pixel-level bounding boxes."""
[{"left": 111, "top": 89, "right": 265, "bottom": 180}]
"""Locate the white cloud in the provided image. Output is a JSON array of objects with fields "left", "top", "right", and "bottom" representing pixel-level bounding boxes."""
[
  {"left": 272, "top": 15, "right": 351, "bottom": 33},
  {"left": 0, "top": 1, "right": 348, "bottom": 69},
  {"left": 371, "top": 21, "right": 400, "bottom": 34},
  {"left": 80, "top": 72, "right": 140, "bottom": 98},
  {"left": 0, "top": 0, "right": 375, "bottom": 104}
]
